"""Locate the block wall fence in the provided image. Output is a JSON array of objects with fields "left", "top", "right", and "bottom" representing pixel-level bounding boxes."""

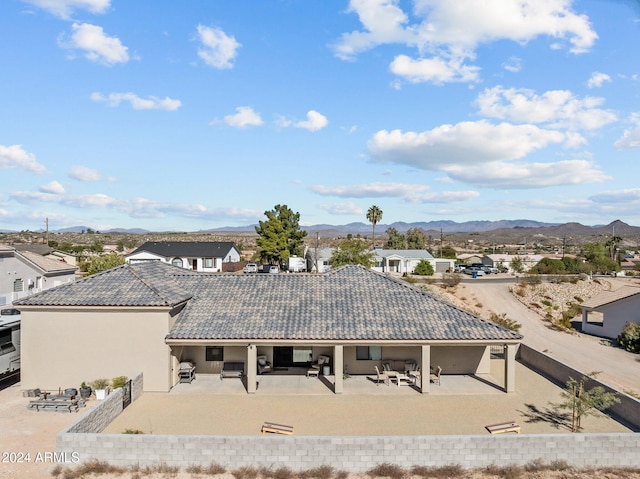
[{"left": 56, "top": 350, "right": 640, "bottom": 472}]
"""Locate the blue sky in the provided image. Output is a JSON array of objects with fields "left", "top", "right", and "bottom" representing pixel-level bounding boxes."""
[{"left": 1, "top": 0, "right": 640, "bottom": 232}]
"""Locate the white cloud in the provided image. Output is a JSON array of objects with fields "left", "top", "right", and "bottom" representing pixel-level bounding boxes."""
[
  {"left": 59, "top": 23, "right": 129, "bottom": 65},
  {"left": 318, "top": 202, "right": 363, "bottom": 215},
  {"left": 368, "top": 120, "right": 571, "bottom": 169},
  {"left": 90, "top": 92, "right": 181, "bottom": 111},
  {"left": 503, "top": 56, "right": 522, "bottom": 73},
  {"left": 196, "top": 25, "right": 241, "bottom": 69},
  {"left": 294, "top": 110, "right": 328, "bottom": 131},
  {"left": 389, "top": 54, "right": 480, "bottom": 84},
  {"left": 40, "top": 181, "right": 65, "bottom": 194},
  {"left": 446, "top": 159, "right": 609, "bottom": 188},
  {"left": 22, "top": 0, "right": 110, "bottom": 19},
  {"left": 366, "top": 121, "right": 610, "bottom": 189},
  {"left": 614, "top": 113, "right": 640, "bottom": 149},
  {"left": 311, "top": 181, "right": 479, "bottom": 204},
  {"left": 333, "top": 0, "right": 597, "bottom": 84},
  {"left": 0, "top": 144, "right": 47, "bottom": 174},
  {"left": 223, "top": 106, "right": 263, "bottom": 128},
  {"left": 589, "top": 188, "right": 640, "bottom": 203},
  {"left": 475, "top": 86, "right": 617, "bottom": 130},
  {"left": 68, "top": 165, "right": 114, "bottom": 182},
  {"left": 587, "top": 71, "right": 612, "bottom": 88},
  {"left": 11, "top": 191, "right": 116, "bottom": 208}
]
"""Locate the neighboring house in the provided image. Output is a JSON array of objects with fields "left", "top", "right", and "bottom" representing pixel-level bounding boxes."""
[
  {"left": 45, "top": 250, "right": 79, "bottom": 267},
  {"left": 15, "top": 262, "right": 522, "bottom": 394},
  {"left": 581, "top": 286, "right": 640, "bottom": 339},
  {"left": 457, "top": 253, "right": 483, "bottom": 265},
  {"left": 125, "top": 241, "right": 241, "bottom": 272},
  {"left": 371, "top": 249, "right": 454, "bottom": 274},
  {"left": 0, "top": 246, "right": 77, "bottom": 306},
  {"left": 484, "top": 254, "right": 543, "bottom": 273},
  {"left": 306, "top": 247, "right": 334, "bottom": 273}
]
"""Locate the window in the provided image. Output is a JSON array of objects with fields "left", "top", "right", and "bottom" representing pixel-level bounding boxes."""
[
  {"left": 13, "top": 279, "right": 23, "bottom": 293},
  {"left": 171, "top": 258, "right": 183, "bottom": 267},
  {"left": 356, "top": 346, "right": 382, "bottom": 360},
  {"left": 204, "top": 258, "right": 213, "bottom": 268},
  {"left": 205, "top": 346, "right": 224, "bottom": 361}
]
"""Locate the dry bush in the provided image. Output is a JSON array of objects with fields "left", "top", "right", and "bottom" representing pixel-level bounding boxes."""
[
  {"left": 367, "top": 463, "right": 407, "bottom": 479},
  {"left": 411, "top": 464, "right": 464, "bottom": 478},
  {"left": 232, "top": 466, "right": 261, "bottom": 479},
  {"left": 299, "top": 465, "right": 335, "bottom": 479}
]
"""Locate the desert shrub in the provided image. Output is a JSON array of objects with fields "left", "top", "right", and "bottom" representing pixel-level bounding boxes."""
[
  {"left": 334, "top": 471, "right": 349, "bottom": 479},
  {"left": 122, "top": 428, "right": 144, "bottom": 434},
  {"left": 489, "top": 312, "right": 522, "bottom": 332},
  {"left": 368, "top": 463, "right": 407, "bottom": 479},
  {"left": 523, "top": 273, "right": 542, "bottom": 285},
  {"left": 400, "top": 274, "right": 417, "bottom": 284},
  {"left": 441, "top": 272, "right": 461, "bottom": 288},
  {"left": 515, "top": 287, "right": 526, "bottom": 297},
  {"left": 414, "top": 259, "right": 434, "bottom": 276},
  {"left": 530, "top": 302, "right": 541, "bottom": 309},
  {"left": 300, "top": 465, "right": 334, "bottom": 479},
  {"left": 232, "top": 466, "right": 260, "bottom": 479},
  {"left": 260, "top": 466, "right": 295, "bottom": 479},
  {"left": 541, "top": 299, "right": 552, "bottom": 307},
  {"left": 482, "top": 464, "right": 523, "bottom": 479},
  {"left": 617, "top": 322, "right": 640, "bottom": 353},
  {"left": 475, "top": 302, "right": 483, "bottom": 308},
  {"left": 203, "top": 462, "right": 227, "bottom": 475},
  {"left": 411, "top": 464, "right": 464, "bottom": 478},
  {"left": 574, "top": 295, "right": 584, "bottom": 303}
]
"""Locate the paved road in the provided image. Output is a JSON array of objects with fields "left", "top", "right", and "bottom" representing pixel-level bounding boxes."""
[{"left": 457, "top": 280, "right": 640, "bottom": 396}]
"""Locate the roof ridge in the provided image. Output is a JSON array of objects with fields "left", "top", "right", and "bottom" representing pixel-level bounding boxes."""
[{"left": 128, "top": 264, "right": 189, "bottom": 306}]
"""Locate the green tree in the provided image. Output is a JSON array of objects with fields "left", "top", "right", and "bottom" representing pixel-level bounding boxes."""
[
  {"left": 366, "top": 205, "right": 383, "bottom": 248},
  {"left": 617, "top": 322, "right": 640, "bottom": 353},
  {"left": 83, "top": 253, "right": 125, "bottom": 275},
  {"left": 413, "top": 259, "right": 434, "bottom": 276},
  {"left": 385, "top": 227, "right": 406, "bottom": 249},
  {"left": 510, "top": 256, "right": 525, "bottom": 273},
  {"left": 329, "top": 239, "right": 375, "bottom": 268},
  {"left": 255, "top": 204, "right": 307, "bottom": 266},
  {"left": 406, "top": 228, "right": 426, "bottom": 249},
  {"left": 551, "top": 373, "right": 620, "bottom": 432},
  {"left": 439, "top": 245, "right": 457, "bottom": 259}
]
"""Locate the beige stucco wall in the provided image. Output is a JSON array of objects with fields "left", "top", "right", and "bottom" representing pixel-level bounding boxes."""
[
  {"left": 21, "top": 307, "right": 174, "bottom": 392},
  {"left": 431, "top": 345, "right": 490, "bottom": 374},
  {"left": 174, "top": 345, "right": 247, "bottom": 375},
  {"left": 583, "top": 297, "right": 640, "bottom": 339}
]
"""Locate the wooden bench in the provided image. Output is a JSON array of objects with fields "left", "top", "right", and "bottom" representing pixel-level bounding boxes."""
[
  {"left": 261, "top": 422, "right": 294, "bottom": 435},
  {"left": 485, "top": 421, "right": 521, "bottom": 434},
  {"left": 28, "top": 399, "right": 80, "bottom": 413}
]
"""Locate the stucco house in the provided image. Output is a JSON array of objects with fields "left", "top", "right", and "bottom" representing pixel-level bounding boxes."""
[
  {"left": 371, "top": 249, "right": 455, "bottom": 274},
  {"left": 15, "top": 262, "right": 521, "bottom": 395},
  {"left": 0, "top": 246, "right": 77, "bottom": 306},
  {"left": 581, "top": 286, "right": 640, "bottom": 339},
  {"left": 484, "top": 254, "right": 543, "bottom": 273},
  {"left": 125, "top": 241, "right": 241, "bottom": 272}
]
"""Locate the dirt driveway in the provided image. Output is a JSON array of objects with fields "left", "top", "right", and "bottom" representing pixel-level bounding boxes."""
[{"left": 449, "top": 277, "right": 640, "bottom": 396}]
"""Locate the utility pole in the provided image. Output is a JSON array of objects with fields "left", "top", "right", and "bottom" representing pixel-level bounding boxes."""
[
  {"left": 439, "top": 228, "right": 443, "bottom": 258},
  {"left": 45, "top": 217, "right": 49, "bottom": 246}
]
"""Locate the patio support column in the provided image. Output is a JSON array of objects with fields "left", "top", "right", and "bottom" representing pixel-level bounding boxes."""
[
  {"left": 420, "top": 344, "right": 430, "bottom": 394},
  {"left": 504, "top": 344, "right": 516, "bottom": 393},
  {"left": 333, "top": 345, "right": 343, "bottom": 394},
  {"left": 247, "top": 344, "right": 257, "bottom": 394}
]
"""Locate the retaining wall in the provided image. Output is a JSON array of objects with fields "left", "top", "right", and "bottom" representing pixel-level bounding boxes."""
[{"left": 517, "top": 344, "right": 640, "bottom": 430}]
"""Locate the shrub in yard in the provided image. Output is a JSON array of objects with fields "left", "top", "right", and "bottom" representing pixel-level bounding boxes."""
[
  {"left": 111, "top": 375, "right": 128, "bottom": 389},
  {"left": 411, "top": 464, "right": 464, "bottom": 478},
  {"left": 489, "top": 312, "right": 522, "bottom": 332},
  {"left": 441, "top": 272, "right": 461, "bottom": 288},
  {"left": 413, "top": 259, "right": 434, "bottom": 276},
  {"left": 368, "top": 463, "right": 407, "bottom": 479},
  {"left": 232, "top": 466, "right": 260, "bottom": 479},
  {"left": 299, "top": 465, "right": 334, "bottom": 479},
  {"left": 122, "top": 428, "right": 144, "bottom": 434},
  {"left": 617, "top": 322, "right": 640, "bottom": 353}
]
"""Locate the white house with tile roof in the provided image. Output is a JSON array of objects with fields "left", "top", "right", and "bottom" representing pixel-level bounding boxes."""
[
  {"left": 15, "top": 262, "right": 522, "bottom": 394},
  {"left": 371, "top": 249, "right": 455, "bottom": 274},
  {"left": 125, "top": 241, "right": 241, "bottom": 272},
  {"left": 581, "top": 285, "right": 640, "bottom": 339},
  {"left": 0, "top": 246, "right": 77, "bottom": 306}
]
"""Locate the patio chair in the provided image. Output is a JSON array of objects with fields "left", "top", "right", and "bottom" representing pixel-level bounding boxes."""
[
  {"left": 373, "top": 366, "right": 390, "bottom": 386},
  {"left": 430, "top": 366, "right": 442, "bottom": 386},
  {"left": 257, "top": 355, "right": 272, "bottom": 375}
]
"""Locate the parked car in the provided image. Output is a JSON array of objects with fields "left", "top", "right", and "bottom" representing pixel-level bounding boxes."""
[
  {"left": 263, "top": 265, "right": 279, "bottom": 274},
  {"left": 0, "top": 308, "right": 20, "bottom": 316},
  {"left": 243, "top": 263, "right": 258, "bottom": 273},
  {"left": 463, "top": 267, "right": 485, "bottom": 276}
]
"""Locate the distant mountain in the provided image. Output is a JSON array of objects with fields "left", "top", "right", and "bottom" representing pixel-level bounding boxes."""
[{"left": 103, "top": 228, "right": 150, "bottom": 234}]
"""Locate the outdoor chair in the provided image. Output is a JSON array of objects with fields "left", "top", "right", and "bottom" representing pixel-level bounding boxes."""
[
  {"left": 373, "top": 366, "right": 390, "bottom": 386},
  {"left": 257, "top": 355, "right": 272, "bottom": 375},
  {"left": 430, "top": 366, "right": 442, "bottom": 385}
]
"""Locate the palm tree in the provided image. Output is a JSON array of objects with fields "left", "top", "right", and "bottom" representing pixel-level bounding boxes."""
[{"left": 366, "top": 205, "right": 383, "bottom": 248}]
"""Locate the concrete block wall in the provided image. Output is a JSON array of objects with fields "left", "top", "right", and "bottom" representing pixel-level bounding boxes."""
[
  {"left": 517, "top": 344, "right": 640, "bottom": 430},
  {"left": 55, "top": 433, "right": 640, "bottom": 471}
]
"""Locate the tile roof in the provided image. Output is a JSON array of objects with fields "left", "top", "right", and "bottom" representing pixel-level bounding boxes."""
[
  {"left": 15, "top": 262, "right": 192, "bottom": 307},
  {"left": 374, "top": 249, "right": 435, "bottom": 259},
  {"left": 581, "top": 285, "right": 640, "bottom": 310},
  {"left": 15, "top": 262, "right": 522, "bottom": 342},
  {"left": 18, "top": 251, "right": 78, "bottom": 274},
  {"left": 127, "top": 241, "right": 238, "bottom": 258}
]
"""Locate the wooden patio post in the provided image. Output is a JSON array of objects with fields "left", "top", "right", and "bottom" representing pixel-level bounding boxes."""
[{"left": 247, "top": 344, "right": 257, "bottom": 394}]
